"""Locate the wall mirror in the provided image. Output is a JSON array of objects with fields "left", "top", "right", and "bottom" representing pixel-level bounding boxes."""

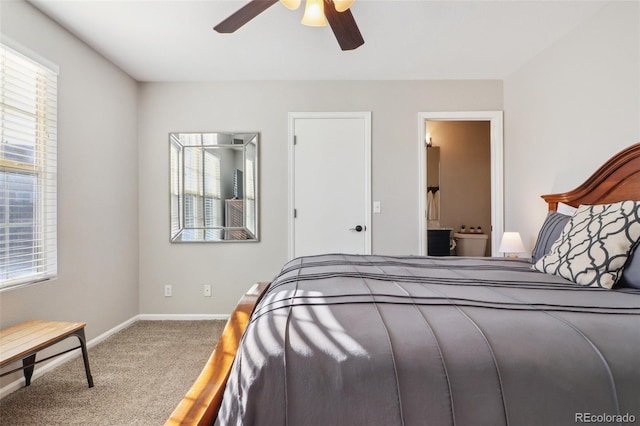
[
  {"left": 170, "top": 132, "right": 258, "bottom": 242},
  {"left": 426, "top": 145, "right": 441, "bottom": 228},
  {"left": 427, "top": 146, "right": 440, "bottom": 189}
]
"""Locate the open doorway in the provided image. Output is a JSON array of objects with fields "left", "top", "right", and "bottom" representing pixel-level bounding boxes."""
[
  {"left": 417, "top": 111, "right": 504, "bottom": 257},
  {"left": 426, "top": 121, "right": 491, "bottom": 255}
]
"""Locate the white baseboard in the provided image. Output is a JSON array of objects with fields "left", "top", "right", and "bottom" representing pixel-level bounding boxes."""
[
  {"left": 0, "top": 314, "right": 229, "bottom": 399},
  {"left": 88, "top": 316, "right": 140, "bottom": 349},
  {"left": 138, "top": 314, "right": 229, "bottom": 321}
]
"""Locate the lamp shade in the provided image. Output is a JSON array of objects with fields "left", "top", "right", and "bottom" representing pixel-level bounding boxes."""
[
  {"left": 334, "top": 0, "right": 355, "bottom": 12},
  {"left": 302, "top": 0, "right": 327, "bottom": 26},
  {"left": 280, "top": 0, "right": 301, "bottom": 10},
  {"left": 499, "top": 232, "right": 526, "bottom": 257}
]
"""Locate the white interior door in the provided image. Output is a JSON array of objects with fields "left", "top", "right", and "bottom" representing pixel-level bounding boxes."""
[{"left": 289, "top": 112, "right": 371, "bottom": 259}]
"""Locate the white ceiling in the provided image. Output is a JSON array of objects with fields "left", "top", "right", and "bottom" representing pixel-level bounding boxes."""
[{"left": 27, "top": 0, "right": 608, "bottom": 82}]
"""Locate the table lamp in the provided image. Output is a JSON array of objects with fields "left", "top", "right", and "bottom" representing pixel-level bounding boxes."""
[{"left": 499, "top": 232, "right": 526, "bottom": 258}]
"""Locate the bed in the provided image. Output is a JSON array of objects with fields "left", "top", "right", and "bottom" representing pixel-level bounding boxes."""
[{"left": 166, "top": 143, "right": 640, "bottom": 426}]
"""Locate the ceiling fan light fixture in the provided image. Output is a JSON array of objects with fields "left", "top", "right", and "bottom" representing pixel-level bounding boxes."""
[
  {"left": 280, "top": 0, "right": 301, "bottom": 10},
  {"left": 333, "top": 0, "right": 355, "bottom": 13},
  {"left": 214, "top": 0, "right": 364, "bottom": 51},
  {"left": 301, "top": 0, "right": 327, "bottom": 27}
]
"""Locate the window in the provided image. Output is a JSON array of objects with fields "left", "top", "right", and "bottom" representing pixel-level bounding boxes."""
[
  {"left": 245, "top": 157, "right": 256, "bottom": 235},
  {"left": 0, "top": 42, "right": 57, "bottom": 290},
  {"left": 170, "top": 140, "right": 182, "bottom": 238},
  {"left": 203, "top": 148, "right": 222, "bottom": 240},
  {"left": 173, "top": 134, "right": 222, "bottom": 241}
]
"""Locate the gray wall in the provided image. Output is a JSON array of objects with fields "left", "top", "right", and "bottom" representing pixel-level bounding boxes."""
[
  {"left": 0, "top": 1, "right": 139, "bottom": 342},
  {"left": 1, "top": 0, "right": 638, "bottom": 337},
  {"left": 504, "top": 1, "right": 640, "bottom": 252},
  {"left": 137, "top": 81, "right": 503, "bottom": 314}
]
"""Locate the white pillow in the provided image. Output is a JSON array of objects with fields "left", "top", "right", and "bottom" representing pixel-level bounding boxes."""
[
  {"left": 557, "top": 202, "right": 578, "bottom": 216},
  {"left": 534, "top": 201, "right": 640, "bottom": 289}
]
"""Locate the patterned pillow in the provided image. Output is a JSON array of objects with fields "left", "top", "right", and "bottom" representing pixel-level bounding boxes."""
[
  {"left": 533, "top": 201, "right": 640, "bottom": 289},
  {"left": 531, "top": 211, "right": 572, "bottom": 263}
]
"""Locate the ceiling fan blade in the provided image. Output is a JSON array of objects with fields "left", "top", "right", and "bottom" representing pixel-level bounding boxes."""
[
  {"left": 324, "top": 0, "right": 364, "bottom": 51},
  {"left": 214, "top": 0, "right": 279, "bottom": 33}
]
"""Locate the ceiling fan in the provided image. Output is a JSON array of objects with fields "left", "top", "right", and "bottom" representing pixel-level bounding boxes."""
[{"left": 214, "top": 0, "right": 365, "bottom": 51}]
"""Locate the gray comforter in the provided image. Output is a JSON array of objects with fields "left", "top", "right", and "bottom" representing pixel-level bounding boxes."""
[{"left": 216, "top": 254, "right": 640, "bottom": 426}]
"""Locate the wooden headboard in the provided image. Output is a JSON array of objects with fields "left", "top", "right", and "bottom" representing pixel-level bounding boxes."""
[{"left": 542, "top": 142, "right": 640, "bottom": 211}]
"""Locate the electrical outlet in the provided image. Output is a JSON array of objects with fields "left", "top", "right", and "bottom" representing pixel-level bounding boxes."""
[
  {"left": 204, "top": 284, "right": 212, "bottom": 297},
  {"left": 164, "top": 285, "right": 172, "bottom": 297}
]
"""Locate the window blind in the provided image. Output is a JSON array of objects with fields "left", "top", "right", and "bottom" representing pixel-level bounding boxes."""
[
  {"left": 0, "top": 42, "right": 57, "bottom": 289},
  {"left": 172, "top": 134, "right": 225, "bottom": 241}
]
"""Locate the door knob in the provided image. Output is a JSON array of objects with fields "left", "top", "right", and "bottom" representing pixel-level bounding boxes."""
[{"left": 350, "top": 225, "right": 365, "bottom": 232}]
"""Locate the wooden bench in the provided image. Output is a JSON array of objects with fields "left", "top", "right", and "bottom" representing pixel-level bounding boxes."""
[{"left": 0, "top": 320, "right": 94, "bottom": 388}]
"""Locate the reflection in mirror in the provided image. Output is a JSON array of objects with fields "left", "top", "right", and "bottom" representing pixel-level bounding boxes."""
[
  {"left": 170, "top": 132, "right": 258, "bottom": 242},
  {"left": 427, "top": 146, "right": 440, "bottom": 188},
  {"left": 426, "top": 146, "right": 440, "bottom": 229}
]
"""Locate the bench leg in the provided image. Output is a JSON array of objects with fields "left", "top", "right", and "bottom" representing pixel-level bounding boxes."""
[
  {"left": 22, "top": 354, "right": 36, "bottom": 386},
  {"left": 74, "top": 329, "right": 94, "bottom": 388}
]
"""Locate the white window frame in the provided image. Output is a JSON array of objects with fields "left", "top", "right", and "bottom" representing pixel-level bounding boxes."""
[
  {"left": 0, "top": 39, "right": 58, "bottom": 290},
  {"left": 172, "top": 134, "right": 223, "bottom": 241}
]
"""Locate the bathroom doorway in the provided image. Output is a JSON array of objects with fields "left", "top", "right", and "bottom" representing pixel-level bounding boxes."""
[
  {"left": 427, "top": 120, "right": 491, "bottom": 255},
  {"left": 417, "top": 111, "right": 504, "bottom": 257}
]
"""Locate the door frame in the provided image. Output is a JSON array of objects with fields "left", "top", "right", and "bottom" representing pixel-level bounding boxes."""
[
  {"left": 417, "top": 111, "right": 504, "bottom": 256},
  {"left": 288, "top": 112, "right": 372, "bottom": 260}
]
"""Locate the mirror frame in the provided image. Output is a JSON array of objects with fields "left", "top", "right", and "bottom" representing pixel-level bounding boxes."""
[{"left": 169, "top": 132, "right": 259, "bottom": 243}]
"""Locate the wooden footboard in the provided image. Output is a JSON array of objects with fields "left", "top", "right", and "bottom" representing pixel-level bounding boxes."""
[{"left": 165, "top": 282, "right": 270, "bottom": 426}]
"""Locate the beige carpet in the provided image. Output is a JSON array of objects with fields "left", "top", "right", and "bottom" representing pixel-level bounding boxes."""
[{"left": 0, "top": 320, "right": 226, "bottom": 426}]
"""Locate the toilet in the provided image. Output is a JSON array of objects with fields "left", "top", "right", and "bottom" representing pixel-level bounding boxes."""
[{"left": 454, "top": 232, "right": 489, "bottom": 257}]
